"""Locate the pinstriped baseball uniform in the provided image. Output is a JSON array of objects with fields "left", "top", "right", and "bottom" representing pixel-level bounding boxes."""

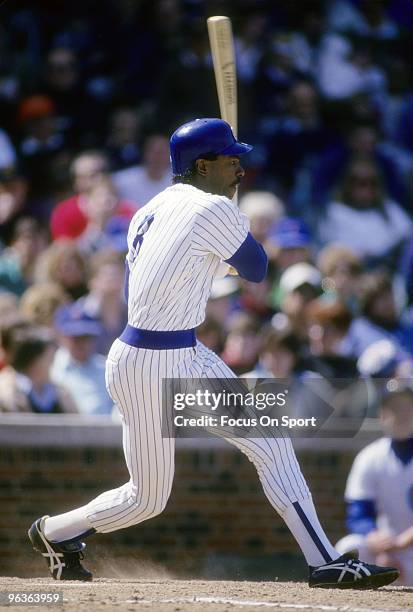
[
  {"left": 126, "top": 183, "right": 250, "bottom": 330},
  {"left": 32, "top": 119, "right": 397, "bottom": 586},
  {"left": 79, "top": 182, "right": 337, "bottom": 566}
]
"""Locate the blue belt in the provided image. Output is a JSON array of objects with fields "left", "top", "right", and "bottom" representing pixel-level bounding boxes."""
[{"left": 119, "top": 324, "right": 196, "bottom": 350}]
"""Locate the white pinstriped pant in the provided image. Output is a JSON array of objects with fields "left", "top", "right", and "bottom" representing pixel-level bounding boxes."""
[{"left": 83, "top": 339, "right": 311, "bottom": 533}]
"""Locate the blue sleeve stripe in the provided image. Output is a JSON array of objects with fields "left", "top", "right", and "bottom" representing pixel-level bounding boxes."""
[
  {"left": 225, "top": 232, "right": 268, "bottom": 283},
  {"left": 346, "top": 499, "right": 377, "bottom": 535}
]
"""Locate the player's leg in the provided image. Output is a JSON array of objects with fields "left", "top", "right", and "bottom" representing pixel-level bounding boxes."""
[
  {"left": 184, "top": 342, "right": 395, "bottom": 588},
  {"left": 189, "top": 342, "right": 399, "bottom": 587},
  {"left": 189, "top": 341, "right": 339, "bottom": 568},
  {"left": 46, "top": 341, "right": 175, "bottom": 536},
  {"left": 28, "top": 340, "right": 178, "bottom": 579}
]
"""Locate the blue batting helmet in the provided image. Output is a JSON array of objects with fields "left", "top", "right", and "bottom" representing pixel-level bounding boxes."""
[{"left": 170, "top": 118, "right": 253, "bottom": 175}]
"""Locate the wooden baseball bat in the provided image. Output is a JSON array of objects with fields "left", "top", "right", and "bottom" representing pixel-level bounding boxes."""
[
  {"left": 207, "top": 15, "right": 239, "bottom": 275},
  {"left": 207, "top": 15, "right": 237, "bottom": 136}
]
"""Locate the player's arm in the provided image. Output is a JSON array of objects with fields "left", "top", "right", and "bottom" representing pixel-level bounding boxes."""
[
  {"left": 192, "top": 196, "right": 267, "bottom": 282},
  {"left": 346, "top": 499, "right": 377, "bottom": 535},
  {"left": 344, "top": 445, "right": 379, "bottom": 536},
  {"left": 343, "top": 443, "right": 398, "bottom": 553},
  {"left": 224, "top": 232, "right": 268, "bottom": 283}
]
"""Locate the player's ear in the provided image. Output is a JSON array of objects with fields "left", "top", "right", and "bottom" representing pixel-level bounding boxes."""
[{"left": 195, "top": 158, "right": 209, "bottom": 176}]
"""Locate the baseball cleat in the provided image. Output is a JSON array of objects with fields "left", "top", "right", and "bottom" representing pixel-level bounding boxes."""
[
  {"left": 309, "top": 550, "right": 399, "bottom": 589},
  {"left": 28, "top": 516, "right": 92, "bottom": 581}
]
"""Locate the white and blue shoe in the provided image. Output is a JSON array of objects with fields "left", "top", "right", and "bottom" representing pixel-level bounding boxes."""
[
  {"left": 309, "top": 550, "right": 399, "bottom": 589},
  {"left": 28, "top": 516, "right": 92, "bottom": 581}
]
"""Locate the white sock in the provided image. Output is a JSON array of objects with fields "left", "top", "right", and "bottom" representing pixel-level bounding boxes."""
[
  {"left": 44, "top": 507, "right": 94, "bottom": 543},
  {"left": 282, "top": 497, "right": 340, "bottom": 567}
]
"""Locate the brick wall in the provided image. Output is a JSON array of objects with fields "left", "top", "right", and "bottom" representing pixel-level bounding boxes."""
[{"left": 0, "top": 416, "right": 381, "bottom": 580}]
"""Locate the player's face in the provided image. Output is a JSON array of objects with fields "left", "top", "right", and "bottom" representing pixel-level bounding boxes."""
[{"left": 205, "top": 155, "right": 245, "bottom": 198}]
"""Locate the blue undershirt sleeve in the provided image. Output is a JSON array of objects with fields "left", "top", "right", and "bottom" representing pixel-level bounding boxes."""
[
  {"left": 224, "top": 232, "right": 268, "bottom": 283},
  {"left": 346, "top": 499, "right": 377, "bottom": 535}
]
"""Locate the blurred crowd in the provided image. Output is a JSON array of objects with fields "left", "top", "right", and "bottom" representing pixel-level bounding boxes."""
[{"left": 1, "top": 0, "right": 413, "bottom": 417}]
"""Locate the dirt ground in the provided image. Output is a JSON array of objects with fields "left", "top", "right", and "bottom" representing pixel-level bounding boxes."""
[{"left": 0, "top": 577, "right": 412, "bottom": 612}]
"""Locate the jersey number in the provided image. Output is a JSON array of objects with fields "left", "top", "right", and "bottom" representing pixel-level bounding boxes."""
[
  {"left": 124, "top": 213, "right": 155, "bottom": 302},
  {"left": 131, "top": 213, "right": 155, "bottom": 263}
]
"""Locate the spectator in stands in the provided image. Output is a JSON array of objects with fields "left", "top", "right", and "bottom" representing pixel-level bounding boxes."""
[
  {"left": 0, "top": 325, "right": 77, "bottom": 413},
  {"left": 0, "top": 217, "right": 47, "bottom": 296},
  {"left": 156, "top": 19, "right": 221, "bottom": 127},
  {"left": 105, "top": 107, "right": 142, "bottom": 171},
  {"left": 355, "top": 338, "right": 411, "bottom": 416},
  {"left": 112, "top": 133, "right": 171, "bottom": 207},
  {"left": 0, "top": 316, "right": 31, "bottom": 371},
  {"left": 0, "top": 167, "right": 28, "bottom": 245},
  {"left": 51, "top": 302, "right": 113, "bottom": 415},
  {"left": 312, "top": 122, "right": 409, "bottom": 209},
  {"left": 317, "top": 34, "right": 387, "bottom": 102},
  {"left": 356, "top": 339, "right": 413, "bottom": 399},
  {"left": 235, "top": 12, "right": 267, "bottom": 84},
  {"left": 267, "top": 218, "right": 313, "bottom": 310},
  {"left": 243, "top": 324, "right": 322, "bottom": 423},
  {"left": 40, "top": 47, "right": 105, "bottom": 147},
  {"left": 0, "top": 291, "right": 18, "bottom": 319},
  {"left": 17, "top": 95, "right": 66, "bottom": 216},
  {"left": 277, "top": 262, "right": 322, "bottom": 340},
  {"left": 381, "top": 53, "right": 413, "bottom": 142},
  {"left": 75, "top": 177, "right": 134, "bottom": 254},
  {"left": 237, "top": 193, "right": 282, "bottom": 321},
  {"left": 41, "top": 48, "right": 81, "bottom": 138},
  {"left": 348, "top": 272, "right": 413, "bottom": 358},
  {"left": 254, "top": 33, "right": 311, "bottom": 117},
  {"left": 246, "top": 324, "right": 304, "bottom": 378},
  {"left": 239, "top": 191, "right": 285, "bottom": 244},
  {"left": 221, "top": 312, "right": 261, "bottom": 375},
  {"left": 317, "top": 244, "right": 363, "bottom": 312},
  {"left": 305, "top": 297, "right": 357, "bottom": 377},
  {"left": 19, "top": 282, "right": 69, "bottom": 328},
  {"left": 336, "top": 382, "right": 413, "bottom": 585},
  {"left": 301, "top": 296, "right": 369, "bottom": 421},
  {"left": 318, "top": 157, "right": 413, "bottom": 264},
  {"left": 77, "top": 250, "right": 127, "bottom": 355},
  {"left": 196, "top": 316, "right": 225, "bottom": 355},
  {"left": 267, "top": 217, "right": 313, "bottom": 270},
  {"left": 264, "top": 80, "right": 333, "bottom": 192},
  {"left": 50, "top": 150, "right": 116, "bottom": 240},
  {"left": 35, "top": 240, "right": 88, "bottom": 300},
  {"left": 238, "top": 275, "right": 274, "bottom": 323},
  {"left": 326, "top": 0, "right": 399, "bottom": 40},
  {"left": 205, "top": 275, "right": 240, "bottom": 330}
]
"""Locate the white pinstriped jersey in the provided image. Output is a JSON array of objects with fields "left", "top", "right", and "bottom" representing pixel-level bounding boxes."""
[
  {"left": 125, "top": 183, "right": 249, "bottom": 331},
  {"left": 345, "top": 437, "right": 413, "bottom": 574}
]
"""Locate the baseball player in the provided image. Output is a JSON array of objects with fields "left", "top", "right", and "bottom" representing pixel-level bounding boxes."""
[
  {"left": 336, "top": 382, "right": 413, "bottom": 584},
  {"left": 28, "top": 118, "right": 398, "bottom": 589}
]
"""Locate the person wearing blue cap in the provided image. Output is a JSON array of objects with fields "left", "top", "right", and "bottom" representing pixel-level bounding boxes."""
[
  {"left": 50, "top": 302, "right": 114, "bottom": 416},
  {"left": 266, "top": 217, "right": 313, "bottom": 310}
]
